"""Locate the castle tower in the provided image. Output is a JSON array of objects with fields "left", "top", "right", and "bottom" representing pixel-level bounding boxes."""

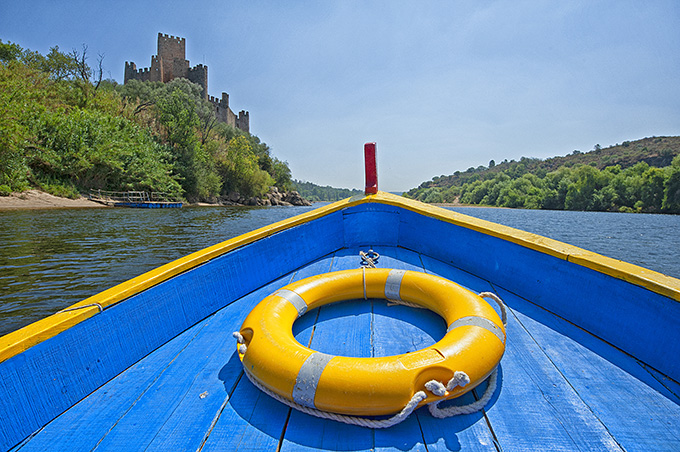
[
  {"left": 124, "top": 33, "right": 249, "bottom": 132},
  {"left": 156, "top": 33, "right": 187, "bottom": 83},
  {"left": 188, "top": 64, "right": 208, "bottom": 100},
  {"left": 124, "top": 62, "right": 137, "bottom": 84},
  {"left": 236, "top": 111, "right": 250, "bottom": 133}
]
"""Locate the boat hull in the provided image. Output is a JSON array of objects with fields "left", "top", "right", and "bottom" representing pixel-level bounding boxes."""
[{"left": 1, "top": 192, "right": 678, "bottom": 451}]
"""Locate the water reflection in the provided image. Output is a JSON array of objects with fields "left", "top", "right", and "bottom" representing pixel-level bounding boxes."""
[{"left": 0, "top": 205, "right": 318, "bottom": 336}]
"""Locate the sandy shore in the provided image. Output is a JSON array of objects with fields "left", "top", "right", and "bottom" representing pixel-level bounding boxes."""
[{"left": 0, "top": 190, "right": 106, "bottom": 210}]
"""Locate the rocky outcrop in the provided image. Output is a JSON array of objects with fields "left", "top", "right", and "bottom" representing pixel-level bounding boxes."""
[
  {"left": 265, "top": 187, "right": 311, "bottom": 206},
  {"left": 218, "top": 187, "right": 311, "bottom": 207},
  {"left": 282, "top": 190, "right": 311, "bottom": 206}
]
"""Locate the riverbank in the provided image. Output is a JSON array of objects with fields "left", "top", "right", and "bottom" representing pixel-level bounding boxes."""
[
  {"left": 0, "top": 190, "right": 105, "bottom": 210},
  {"left": 0, "top": 193, "right": 462, "bottom": 211},
  {"left": 0, "top": 189, "right": 313, "bottom": 210},
  {"left": 432, "top": 202, "right": 509, "bottom": 208}
]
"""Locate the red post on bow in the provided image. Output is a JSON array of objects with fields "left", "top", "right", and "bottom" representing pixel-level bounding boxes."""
[{"left": 364, "top": 142, "right": 378, "bottom": 195}]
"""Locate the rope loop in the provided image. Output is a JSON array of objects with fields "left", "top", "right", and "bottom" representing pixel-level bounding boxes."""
[
  {"left": 425, "top": 370, "right": 470, "bottom": 397},
  {"left": 240, "top": 363, "right": 429, "bottom": 429},
  {"left": 427, "top": 368, "right": 499, "bottom": 418},
  {"left": 360, "top": 249, "right": 379, "bottom": 268},
  {"left": 478, "top": 292, "right": 507, "bottom": 326},
  {"left": 235, "top": 323, "right": 500, "bottom": 427},
  {"left": 447, "top": 371, "right": 471, "bottom": 390}
]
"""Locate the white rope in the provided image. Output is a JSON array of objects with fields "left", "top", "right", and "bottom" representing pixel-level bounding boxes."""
[
  {"left": 386, "top": 298, "right": 425, "bottom": 309},
  {"left": 428, "top": 368, "right": 499, "bottom": 418},
  {"left": 234, "top": 330, "right": 428, "bottom": 427},
  {"left": 233, "top": 331, "right": 247, "bottom": 355},
  {"left": 241, "top": 362, "right": 428, "bottom": 429},
  {"left": 359, "top": 250, "right": 379, "bottom": 268},
  {"left": 426, "top": 291, "right": 505, "bottom": 418},
  {"left": 424, "top": 371, "right": 471, "bottom": 396},
  {"left": 478, "top": 291, "right": 507, "bottom": 326}
]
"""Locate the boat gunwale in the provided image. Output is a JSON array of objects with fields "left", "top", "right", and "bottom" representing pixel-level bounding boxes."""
[{"left": 1, "top": 191, "right": 678, "bottom": 364}]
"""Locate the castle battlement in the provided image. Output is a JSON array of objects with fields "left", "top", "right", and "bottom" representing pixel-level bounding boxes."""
[
  {"left": 160, "top": 33, "right": 184, "bottom": 42},
  {"left": 124, "top": 33, "right": 249, "bottom": 133}
]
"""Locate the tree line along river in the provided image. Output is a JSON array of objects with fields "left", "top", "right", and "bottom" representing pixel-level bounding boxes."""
[{"left": 0, "top": 205, "right": 678, "bottom": 337}]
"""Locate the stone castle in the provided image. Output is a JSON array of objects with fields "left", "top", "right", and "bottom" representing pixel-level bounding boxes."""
[{"left": 124, "top": 33, "right": 249, "bottom": 133}]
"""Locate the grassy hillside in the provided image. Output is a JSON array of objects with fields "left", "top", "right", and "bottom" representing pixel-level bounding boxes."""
[{"left": 405, "top": 137, "right": 680, "bottom": 214}]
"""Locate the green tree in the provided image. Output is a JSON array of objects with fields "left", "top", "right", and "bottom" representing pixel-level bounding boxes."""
[
  {"left": 270, "top": 158, "right": 293, "bottom": 191},
  {"left": 154, "top": 79, "right": 220, "bottom": 200},
  {"left": 610, "top": 163, "right": 648, "bottom": 210},
  {"left": 640, "top": 167, "right": 666, "bottom": 211},
  {"left": 217, "top": 135, "right": 273, "bottom": 198},
  {"left": 662, "top": 155, "right": 680, "bottom": 212},
  {"left": 564, "top": 165, "right": 606, "bottom": 210},
  {"left": 496, "top": 174, "right": 543, "bottom": 209},
  {"left": 422, "top": 187, "right": 444, "bottom": 203},
  {"left": 459, "top": 180, "right": 487, "bottom": 204},
  {"left": 1, "top": 41, "right": 297, "bottom": 202},
  {"left": 0, "top": 40, "right": 25, "bottom": 63},
  {"left": 541, "top": 167, "right": 572, "bottom": 209}
]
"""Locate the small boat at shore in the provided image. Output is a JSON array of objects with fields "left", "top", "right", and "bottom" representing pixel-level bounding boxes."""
[{"left": 1, "top": 144, "right": 679, "bottom": 451}]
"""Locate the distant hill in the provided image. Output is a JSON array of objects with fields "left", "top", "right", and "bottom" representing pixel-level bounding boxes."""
[
  {"left": 292, "top": 180, "right": 363, "bottom": 202},
  {"left": 404, "top": 136, "right": 680, "bottom": 214}
]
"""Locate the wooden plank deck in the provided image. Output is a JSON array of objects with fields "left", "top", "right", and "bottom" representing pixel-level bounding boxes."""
[{"left": 13, "top": 246, "right": 680, "bottom": 451}]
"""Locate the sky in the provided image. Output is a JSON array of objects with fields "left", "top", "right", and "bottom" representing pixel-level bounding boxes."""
[{"left": 2, "top": 1, "right": 679, "bottom": 192}]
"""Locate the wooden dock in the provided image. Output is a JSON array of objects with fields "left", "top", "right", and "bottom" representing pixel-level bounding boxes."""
[{"left": 89, "top": 190, "right": 182, "bottom": 208}]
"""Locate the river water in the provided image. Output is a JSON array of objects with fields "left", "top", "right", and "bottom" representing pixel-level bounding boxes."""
[{"left": 1, "top": 204, "right": 678, "bottom": 337}]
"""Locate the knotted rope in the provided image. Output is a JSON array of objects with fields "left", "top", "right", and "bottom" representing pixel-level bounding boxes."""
[
  {"left": 427, "top": 368, "right": 499, "bottom": 418},
  {"left": 359, "top": 249, "right": 379, "bottom": 268}
]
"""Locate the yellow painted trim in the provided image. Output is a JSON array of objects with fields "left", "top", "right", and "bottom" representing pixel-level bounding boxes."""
[{"left": 2, "top": 190, "right": 678, "bottom": 363}]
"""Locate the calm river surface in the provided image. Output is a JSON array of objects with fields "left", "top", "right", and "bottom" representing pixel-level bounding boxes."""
[{"left": 1, "top": 204, "right": 678, "bottom": 336}]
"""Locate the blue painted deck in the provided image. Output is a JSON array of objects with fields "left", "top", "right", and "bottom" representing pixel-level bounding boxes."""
[{"left": 10, "top": 245, "right": 680, "bottom": 451}]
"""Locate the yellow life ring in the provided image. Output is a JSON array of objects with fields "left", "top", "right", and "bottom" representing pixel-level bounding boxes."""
[{"left": 235, "top": 268, "right": 505, "bottom": 417}]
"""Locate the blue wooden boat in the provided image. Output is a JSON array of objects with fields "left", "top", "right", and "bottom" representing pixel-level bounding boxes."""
[
  {"left": 2, "top": 144, "right": 679, "bottom": 451},
  {"left": 113, "top": 201, "right": 183, "bottom": 208}
]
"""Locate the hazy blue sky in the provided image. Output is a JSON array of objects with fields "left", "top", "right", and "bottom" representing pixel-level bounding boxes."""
[{"left": 2, "top": 1, "right": 679, "bottom": 191}]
